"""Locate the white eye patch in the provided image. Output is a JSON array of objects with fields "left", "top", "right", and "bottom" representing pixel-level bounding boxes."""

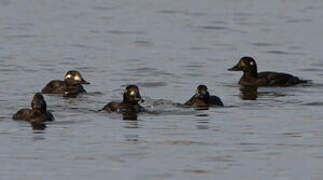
[
  {"left": 129, "top": 91, "right": 136, "bottom": 96},
  {"left": 249, "top": 61, "right": 254, "bottom": 66},
  {"left": 65, "top": 74, "right": 72, "bottom": 79},
  {"left": 74, "top": 76, "right": 81, "bottom": 81}
]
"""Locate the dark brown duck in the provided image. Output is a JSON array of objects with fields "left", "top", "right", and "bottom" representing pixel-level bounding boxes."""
[
  {"left": 184, "top": 85, "right": 223, "bottom": 107},
  {"left": 228, "top": 56, "right": 308, "bottom": 86},
  {"left": 101, "top": 85, "right": 145, "bottom": 113},
  {"left": 41, "top": 70, "right": 89, "bottom": 95},
  {"left": 12, "top": 93, "right": 54, "bottom": 123}
]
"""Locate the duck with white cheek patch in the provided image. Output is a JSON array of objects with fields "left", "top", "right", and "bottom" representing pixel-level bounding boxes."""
[
  {"left": 228, "top": 56, "right": 309, "bottom": 87},
  {"left": 101, "top": 85, "right": 145, "bottom": 113},
  {"left": 41, "top": 70, "right": 90, "bottom": 96}
]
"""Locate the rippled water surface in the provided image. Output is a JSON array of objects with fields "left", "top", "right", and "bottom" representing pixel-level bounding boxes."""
[{"left": 1, "top": 0, "right": 323, "bottom": 179}]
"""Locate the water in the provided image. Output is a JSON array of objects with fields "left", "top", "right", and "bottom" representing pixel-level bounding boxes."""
[{"left": 1, "top": 0, "right": 323, "bottom": 179}]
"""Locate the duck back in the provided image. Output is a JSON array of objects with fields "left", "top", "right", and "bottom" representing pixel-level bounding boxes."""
[
  {"left": 41, "top": 80, "right": 65, "bottom": 94},
  {"left": 12, "top": 109, "right": 32, "bottom": 120}
]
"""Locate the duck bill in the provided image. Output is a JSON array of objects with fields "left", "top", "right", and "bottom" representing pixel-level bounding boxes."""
[
  {"left": 228, "top": 63, "right": 242, "bottom": 71},
  {"left": 81, "top": 79, "right": 90, "bottom": 84}
]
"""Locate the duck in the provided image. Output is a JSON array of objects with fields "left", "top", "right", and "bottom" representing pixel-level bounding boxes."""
[
  {"left": 184, "top": 85, "right": 224, "bottom": 107},
  {"left": 41, "top": 70, "right": 89, "bottom": 96},
  {"left": 228, "top": 56, "right": 308, "bottom": 86},
  {"left": 12, "top": 93, "right": 54, "bottom": 123},
  {"left": 101, "top": 85, "right": 145, "bottom": 113}
]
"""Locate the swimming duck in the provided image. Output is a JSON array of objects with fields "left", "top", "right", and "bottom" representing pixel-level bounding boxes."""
[
  {"left": 101, "top": 85, "right": 145, "bottom": 113},
  {"left": 41, "top": 70, "right": 89, "bottom": 95},
  {"left": 228, "top": 56, "right": 308, "bottom": 86},
  {"left": 12, "top": 93, "right": 54, "bottom": 123},
  {"left": 184, "top": 85, "right": 223, "bottom": 107}
]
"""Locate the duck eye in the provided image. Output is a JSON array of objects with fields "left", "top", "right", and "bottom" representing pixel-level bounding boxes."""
[
  {"left": 65, "top": 74, "right": 72, "bottom": 79},
  {"left": 74, "top": 76, "right": 81, "bottom": 81},
  {"left": 250, "top": 61, "right": 254, "bottom": 66}
]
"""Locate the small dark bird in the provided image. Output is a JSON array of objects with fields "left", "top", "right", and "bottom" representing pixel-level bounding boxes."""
[
  {"left": 41, "top": 70, "right": 90, "bottom": 96},
  {"left": 12, "top": 93, "right": 54, "bottom": 123},
  {"left": 228, "top": 56, "right": 308, "bottom": 86},
  {"left": 184, "top": 85, "right": 223, "bottom": 107},
  {"left": 101, "top": 85, "right": 145, "bottom": 113}
]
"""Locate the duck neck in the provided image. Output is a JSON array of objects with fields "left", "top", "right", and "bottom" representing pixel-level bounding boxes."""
[
  {"left": 123, "top": 94, "right": 138, "bottom": 105},
  {"left": 33, "top": 108, "right": 46, "bottom": 114},
  {"left": 123, "top": 99, "right": 138, "bottom": 105},
  {"left": 197, "top": 95, "right": 209, "bottom": 102},
  {"left": 243, "top": 68, "right": 258, "bottom": 78}
]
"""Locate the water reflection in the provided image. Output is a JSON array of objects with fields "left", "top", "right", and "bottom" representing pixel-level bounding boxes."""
[
  {"left": 240, "top": 86, "right": 258, "bottom": 100},
  {"left": 195, "top": 113, "right": 209, "bottom": 130},
  {"left": 194, "top": 106, "right": 209, "bottom": 111},
  {"left": 31, "top": 122, "right": 47, "bottom": 131},
  {"left": 122, "top": 112, "right": 138, "bottom": 121},
  {"left": 196, "top": 119, "right": 209, "bottom": 130},
  {"left": 122, "top": 112, "right": 140, "bottom": 129},
  {"left": 124, "top": 134, "right": 140, "bottom": 142}
]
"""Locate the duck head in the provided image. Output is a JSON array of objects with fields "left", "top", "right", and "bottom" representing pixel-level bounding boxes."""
[
  {"left": 64, "top": 70, "right": 90, "bottom": 85},
  {"left": 31, "top": 93, "right": 47, "bottom": 113},
  {"left": 123, "top": 85, "right": 144, "bottom": 104},
  {"left": 195, "top": 85, "right": 210, "bottom": 101},
  {"left": 228, "top": 56, "right": 258, "bottom": 76}
]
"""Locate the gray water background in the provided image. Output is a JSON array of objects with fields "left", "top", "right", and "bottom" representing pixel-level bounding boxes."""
[{"left": 0, "top": 0, "right": 323, "bottom": 179}]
